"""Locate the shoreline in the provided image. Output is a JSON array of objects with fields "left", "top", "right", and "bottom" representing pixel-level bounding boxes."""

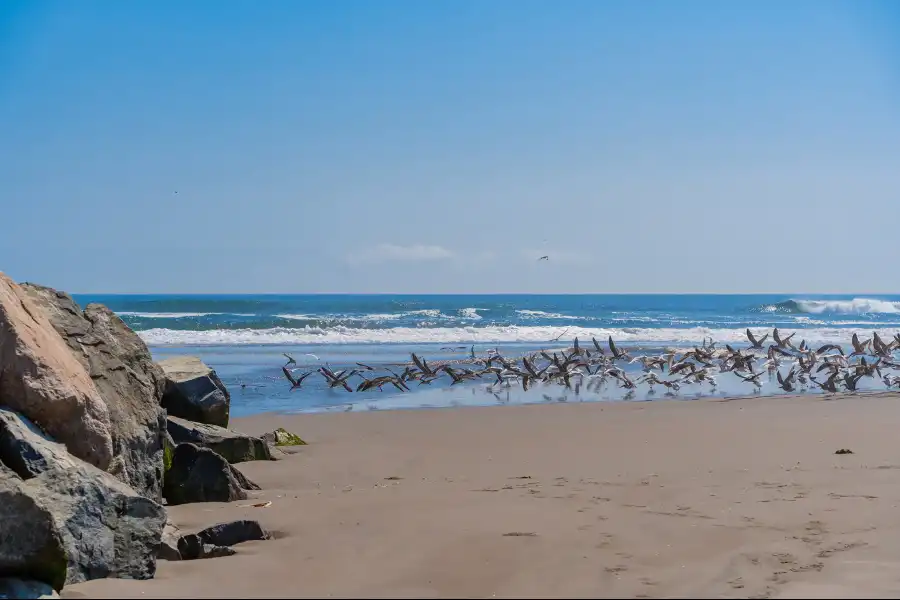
[{"left": 65, "top": 391, "right": 900, "bottom": 599}]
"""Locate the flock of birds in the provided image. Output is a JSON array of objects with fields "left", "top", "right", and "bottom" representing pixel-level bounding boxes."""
[{"left": 277, "top": 328, "right": 900, "bottom": 400}]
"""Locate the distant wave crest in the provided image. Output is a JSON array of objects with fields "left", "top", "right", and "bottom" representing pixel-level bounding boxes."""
[{"left": 756, "top": 298, "right": 900, "bottom": 315}]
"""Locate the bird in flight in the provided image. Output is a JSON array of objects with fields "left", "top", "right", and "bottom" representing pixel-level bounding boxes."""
[{"left": 538, "top": 255, "right": 549, "bottom": 261}]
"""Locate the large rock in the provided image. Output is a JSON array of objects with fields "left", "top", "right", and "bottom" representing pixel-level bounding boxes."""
[
  {"left": 0, "top": 274, "right": 113, "bottom": 471},
  {"left": 0, "top": 577, "right": 59, "bottom": 599},
  {"left": 167, "top": 416, "right": 271, "bottom": 464},
  {"left": 157, "top": 356, "right": 230, "bottom": 428},
  {"left": 0, "top": 465, "right": 68, "bottom": 591},
  {"left": 20, "top": 284, "right": 166, "bottom": 501},
  {"left": 162, "top": 443, "right": 252, "bottom": 506},
  {"left": 0, "top": 409, "right": 165, "bottom": 589},
  {"left": 196, "top": 520, "right": 269, "bottom": 547}
]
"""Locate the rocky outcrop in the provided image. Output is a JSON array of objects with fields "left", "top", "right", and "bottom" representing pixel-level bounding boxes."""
[
  {"left": 158, "top": 356, "right": 230, "bottom": 428},
  {"left": 20, "top": 284, "right": 167, "bottom": 501},
  {"left": 162, "top": 443, "right": 256, "bottom": 505},
  {"left": 0, "top": 577, "right": 59, "bottom": 599},
  {"left": 0, "top": 273, "right": 113, "bottom": 471},
  {"left": 0, "top": 409, "right": 165, "bottom": 589},
  {"left": 167, "top": 416, "right": 271, "bottom": 464}
]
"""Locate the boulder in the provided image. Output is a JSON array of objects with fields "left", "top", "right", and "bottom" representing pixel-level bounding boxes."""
[
  {"left": 0, "top": 465, "right": 68, "bottom": 591},
  {"left": 20, "top": 284, "right": 167, "bottom": 501},
  {"left": 162, "top": 443, "right": 255, "bottom": 506},
  {"left": 0, "top": 274, "right": 113, "bottom": 471},
  {"left": 196, "top": 520, "right": 269, "bottom": 548},
  {"left": 157, "top": 356, "right": 230, "bottom": 428},
  {"left": 174, "top": 520, "right": 267, "bottom": 561},
  {"left": 167, "top": 416, "right": 271, "bottom": 464},
  {"left": 0, "top": 409, "right": 165, "bottom": 588},
  {"left": 0, "top": 578, "right": 59, "bottom": 599}
]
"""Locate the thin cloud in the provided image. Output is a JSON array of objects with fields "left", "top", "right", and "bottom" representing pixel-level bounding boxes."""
[{"left": 347, "top": 243, "right": 455, "bottom": 265}]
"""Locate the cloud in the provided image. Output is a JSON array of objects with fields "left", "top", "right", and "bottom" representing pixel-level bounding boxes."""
[{"left": 347, "top": 243, "right": 455, "bottom": 265}]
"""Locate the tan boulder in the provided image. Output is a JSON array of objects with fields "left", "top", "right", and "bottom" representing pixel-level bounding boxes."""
[{"left": 0, "top": 273, "right": 113, "bottom": 471}]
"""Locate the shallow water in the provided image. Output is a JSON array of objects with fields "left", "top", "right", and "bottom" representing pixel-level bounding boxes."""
[{"left": 71, "top": 293, "right": 900, "bottom": 416}]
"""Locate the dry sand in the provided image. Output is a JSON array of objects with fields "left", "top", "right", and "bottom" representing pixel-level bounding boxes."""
[{"left": 64, "top": 393, "right": 900, "bottom": 598}]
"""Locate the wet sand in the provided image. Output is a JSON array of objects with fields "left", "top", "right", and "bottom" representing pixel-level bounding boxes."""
[{"left": 64, "top": 392, "right": 900, "bottom": 598}]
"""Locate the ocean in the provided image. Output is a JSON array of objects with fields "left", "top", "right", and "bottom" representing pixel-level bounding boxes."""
[{"left": 73, "top": 294, "right": 900, "bottom": 417}]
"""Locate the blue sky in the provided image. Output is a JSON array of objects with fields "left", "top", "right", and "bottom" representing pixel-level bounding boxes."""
[{"left": 2, "top": 0, "right": 899, "bottom": 294}]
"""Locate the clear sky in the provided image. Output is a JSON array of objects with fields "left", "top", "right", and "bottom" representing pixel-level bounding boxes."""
[{"left": 2, "top": 0, "right": 899, "bottom": 294}]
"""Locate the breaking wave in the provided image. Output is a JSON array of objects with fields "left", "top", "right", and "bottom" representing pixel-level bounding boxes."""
[
  {"left": 757, "top": 298, "right": 900, "bottom": 315},
  {"left": 137, "top": 325, "right": 900, "bottom": 347}
]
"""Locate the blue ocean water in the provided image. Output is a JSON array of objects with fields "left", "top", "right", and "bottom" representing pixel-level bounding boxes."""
[{"left": 73, "top": 294, "right": 900, "bottom": 416}]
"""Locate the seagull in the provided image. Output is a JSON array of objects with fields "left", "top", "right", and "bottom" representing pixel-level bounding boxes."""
[
  {"left": 283, "top": 353, "right": 297, "bottom": 366},
  {"left": 538, "top": 256, "right": 549, "bottom": 261},
  {"left": 281, "top": 367, "right": 312, "bottom": 391}
]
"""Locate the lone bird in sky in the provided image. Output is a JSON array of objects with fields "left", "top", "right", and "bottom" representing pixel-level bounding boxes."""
[{"left": 538, "top": 255, "right": 549, "bottom": 261}]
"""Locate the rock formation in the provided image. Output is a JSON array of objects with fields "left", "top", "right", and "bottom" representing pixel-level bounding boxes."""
[
  {"left": 158, "top": 356, "right": 230, "bottom": 427},
  {"left": 0, "top": 273, "right": 113, "bottom": 471},
  {"left": 20, "top": 284, "right": 167, "bottom": 501},
  {"left": 0, "top": 409, "right": 165, "bottom": 589},
  {"left": 167, "top": 416, "right": 271, "bottom": 464}
]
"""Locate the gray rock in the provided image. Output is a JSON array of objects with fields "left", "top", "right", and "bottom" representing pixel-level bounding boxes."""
[
  {"left": 0, "top": 274, "right": 113, "bottom": 472},
  {"left": 162, "top": 443, "right": 252, "bottom": 505},
  {"left": 166, "top": 416, "right": 271, "bottom": 464},
  {"left": 20, "top": 284, "right": 167, "bottom": 501},
  {"left": 196, "top": 520, "right": 269, "bottom": 547},
  {"left": 0, "top": 465, "right": 68, "bottom": 591},
  {"left": 0, "top": 409, "right": 165, "bottom": 588},
  {"left": 157, "top": 519, "right": 182, "bottom": 562},
  {"left": 0, "top": 577, "right": 59, "bottom": 599},
  {"left": 157, "top": 357, "right": 230, "bottom": 428}
]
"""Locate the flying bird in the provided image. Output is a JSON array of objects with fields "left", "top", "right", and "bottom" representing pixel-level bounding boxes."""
[{"left": 538, "top": 255, "right": 549, "bottom": 261}]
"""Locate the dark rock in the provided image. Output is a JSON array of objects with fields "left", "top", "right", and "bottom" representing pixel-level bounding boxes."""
[
  {"left": 0, "top": 465, "right": 68, "bottom": 591},
  {"left": 157, "top": 357, "right": 230, "bottom": 428},
  {"left": 229, "top": 464, "right": 261, "bottom": 491},
  {"left": 162, "top": 443, "right": 251, "bottom": 505},
  {"left": 175, "top": 534, "right": 202, "bottom": 561},
  {"left": 174, "top": 535, "right": 236, "bottom": 561},
  {"left": 0, "top": 274, "right": 113, "bottom": 472},
  {"left": 20, "top": 284, "right": 167, "bottom": 501},
  {"left": 0, "top": 577, "right": 59, "bottom": 598},
  {"left": 196, "top": 520, "right": 269, "bottom": 547},
  {"left": 0, "top": 409, "right": 165, "bottom": 588},
  {"left": 166, "top": 416, "right": 271, "bottom": 464}
]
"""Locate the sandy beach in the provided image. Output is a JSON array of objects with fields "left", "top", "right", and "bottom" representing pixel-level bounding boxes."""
[{"left": 62, "top": 393, "right": 900, "bottom": 599}]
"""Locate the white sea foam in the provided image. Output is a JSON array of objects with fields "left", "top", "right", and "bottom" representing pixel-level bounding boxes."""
[
  {"left": 137, "top": 325, "right": 900, "bottom": 347},
  {"left": 458, "top": 308, "right": 484, "bottom": 319},
  {"left": 792, "top": 298, "right": 900, "bottom": 315},
  {"left": 516, "top": 309, "right": 582, "bottom": 320}
]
